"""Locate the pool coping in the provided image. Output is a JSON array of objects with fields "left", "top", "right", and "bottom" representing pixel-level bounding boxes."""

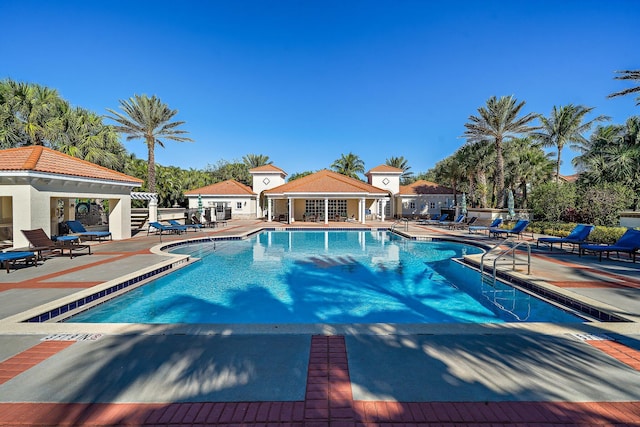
[{"left": 0, "top": 226, "right": 638, "bottom": 337}]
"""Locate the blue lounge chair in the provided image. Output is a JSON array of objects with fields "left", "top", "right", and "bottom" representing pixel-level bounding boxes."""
[
  {"left": 537, "top": 224, "right": 594, "bottom": 251},
  {"left": 469, "top": 218, "right": 502, "bottom": 234},
  {"left": 439, "top": 214, "right": 465, "bottom": 227},
  {"left": 65, "top": 220, "right": 112, "bottom": 241},
  {"left": 0, "top": 251, "right": 37, "bottom": 273},
  {"left": 148, "top": 221, "right": 187, "bottom": 237},
  {"left": 417, "top": 213, "right": 447, "bottom": 225},
  {"left": 579, "top": 228, "right": 640, "bottom": 262},
  {"left": 489, "top": 219, "right": 530, "bottom": 239},
  {"left": 168, "top": 219, "right": 202, "bottom": 231}
]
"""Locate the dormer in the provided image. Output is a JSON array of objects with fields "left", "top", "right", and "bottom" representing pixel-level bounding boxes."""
[
  {"left": 249, "top": 164, "right": 287, "bottom": 195},
  {"left": 365, "top": 165, "right": 403, "bottom": 194}
]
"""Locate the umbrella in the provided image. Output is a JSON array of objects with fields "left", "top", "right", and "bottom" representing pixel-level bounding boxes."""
[
  {"left": 507, "top": 189, "right": 515, "bottom": 219},
  {"left": 197, "top": 194, "right": 204, "bottom": 217},
  {"left": 461, "top": 193, "right": 467, "bottom": 215}
]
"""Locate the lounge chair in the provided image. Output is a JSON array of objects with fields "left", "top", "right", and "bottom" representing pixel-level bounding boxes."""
[
  {"left": 65, "top": 220, "right": 112, "bottom": 241},
  {"left": 489, "top": 219, "right": 530, "bottom": 239},
  {"left": 148, "top": 221, "right": 187, "bottom": 236},
  {"left": 537, "top": 224, "right": 595, "bottom": 251},
  {"left": 21, "top": 228, "right": 91, "bottom": 259},
  {"left": 168, "top": 219, "right": 202, "bottom": 231},
  {"left": 417, "top": 214, "right": 447, "bottom": 225},
  {"left": 580, "top": 228, "right": 640, "bottom": 262},
  {"left": 0, "top": 251, "right": 37, "bottom": 272},
  {"left": 469, "top": 218, "right": 502, "bottom": 234},
  {"left": 450, "top": 216, "right": 478, "bottom": 230},
  {"left": 439, "top": 214, "right": 465, "bottom": 227}
]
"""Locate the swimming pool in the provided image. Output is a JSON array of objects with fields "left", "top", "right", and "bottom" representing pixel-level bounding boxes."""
[{"left": 67, "top": 230, "right": 583, "bottom": 324}]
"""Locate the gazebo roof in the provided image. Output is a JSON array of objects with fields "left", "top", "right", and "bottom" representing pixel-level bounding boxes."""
[{"left": 0, "top": 146, "right": 142, "bottom": 185}]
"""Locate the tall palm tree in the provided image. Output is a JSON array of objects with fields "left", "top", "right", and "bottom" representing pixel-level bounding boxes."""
[
  {"left": 331, "top": 152, "right": 365, "bottom": 179},
  {"left": 242, "top": 154, "right": 272, "bottom": 169},
  {"left": 608, "top": 70, "right": 640, "bottom": 105},
  {"left": 106, "top": 94, "right": 193, "bottom": 192},
  {"left": 464, "top": 96, "right": 537, "bottom": 208},
  {"left": 533, "top": 104, "right": 608, "bottom": 182},
  {"left": 385, "top": 156, "right": 414, "bottom": 184}
]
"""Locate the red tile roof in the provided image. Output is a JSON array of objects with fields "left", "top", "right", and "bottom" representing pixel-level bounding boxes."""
[
  {"left": 265, "top": 169, "right": 389, "bottom": 195},
  {"left": 366, "top": 164, "right": 403, "bottom": 174},
  {"left": 0, "top": 146, "right": 142, "bottom": 185},
  {"left": 399, "top": 180, "right": 453, "bottom": 195},
  {"left": 185, "top": 179, "right": 255, "bottom": 196},
  {"left": 249, "top": 164, "right": 287, "bottom": 175}
]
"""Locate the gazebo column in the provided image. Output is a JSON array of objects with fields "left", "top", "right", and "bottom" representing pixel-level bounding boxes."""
[
  {"left": 267, "top": 198, "right": 272, "bottom": 222},
  {"left": 288, "top": 197, "right": 294, "bottom": 223},
  {"left": 148, "top": 197, "right": 158, "bottom": 223},
  {"left": 381, "top": 199, "right": 387, "bottom": 222},
  {"left": 324, "top": 198, "right": 329, "bottom": 224},
  {"left": 360, "top": 198, "right": 366, "bottom": 224},
  {"left": 108, "top": 197, "right": 131, "bottom": 240}
]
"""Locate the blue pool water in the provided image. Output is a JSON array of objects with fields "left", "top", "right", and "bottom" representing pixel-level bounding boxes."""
[{"left": 68, "top": 230, "right": 582, "bottom": 324}]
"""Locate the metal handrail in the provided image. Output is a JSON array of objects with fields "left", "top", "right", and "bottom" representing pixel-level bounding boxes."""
[
  {"left": 480, "top": 238, "right": 531, "bottom": 286},
  {"left": 390, "top": 218, "right": 409, "bottom": 232}
]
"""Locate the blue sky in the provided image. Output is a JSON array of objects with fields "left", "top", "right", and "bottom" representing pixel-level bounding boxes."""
[{"left": 1, "top": 0, "right": 638, "bottom": 177}]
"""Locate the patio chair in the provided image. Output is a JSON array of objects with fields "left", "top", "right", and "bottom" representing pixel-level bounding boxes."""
[
  {"left": 489, "top": 219, "right": 530, "bottom": 239},
  {"left": 579, "top": 228, "right": 640, "bottom": 262},
  {"left": 439, "top": 214, "right": 465, "bottom": 227},
  {"left": 168, "top": 219, "right": 202, "bottom": 232},
  {"left": 450, "top": 216, "right": 478, "bottom": 230},
  {"left": 469, "top": 218, "right": 502, "bottom": 234},
  {"left": 0, "top": 251, "right": 37, "bottom": 273},
  {"left": 537, "top": 224, "right": 595, "bottom": 252},
  {"left": 65, "top": 220, "right": 112, "bottom": 241},
  {"left": 148, "top": 221, "right": 187, "bottom": 236},
  {"left": 417, "top": 213, "right": 447, "bottom": 225},
  {"left": 191, "top": 215, "right": 216, "bottom": 227},
  {"left": 21, "top": 228, "right": 91, "bottom": 259}
]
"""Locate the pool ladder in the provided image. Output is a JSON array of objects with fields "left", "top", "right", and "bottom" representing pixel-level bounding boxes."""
[
  {"left": 390, "top": 218, "right": 409, "bottom": 233},
  {"left": 480, "top": 238, "right": 531, "bottom": 286}
]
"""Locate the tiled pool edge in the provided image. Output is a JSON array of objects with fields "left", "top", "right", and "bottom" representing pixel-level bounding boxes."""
[{"left": 459, "top": 256, "right": 630, "bottom": 323}]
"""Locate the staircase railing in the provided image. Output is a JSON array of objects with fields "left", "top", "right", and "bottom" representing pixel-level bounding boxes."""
[{"left": 390, "top": 218, "right": 409, "bottom": 232}]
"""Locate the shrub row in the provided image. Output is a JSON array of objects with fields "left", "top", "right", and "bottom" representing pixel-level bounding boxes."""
[{"left": 529, "top": 221, "right": 629, "bottom": 244}]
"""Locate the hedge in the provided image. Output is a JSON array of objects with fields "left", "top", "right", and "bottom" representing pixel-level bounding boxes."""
[{"left": 529, "top": 221, "right": 629, "bottom": 244}]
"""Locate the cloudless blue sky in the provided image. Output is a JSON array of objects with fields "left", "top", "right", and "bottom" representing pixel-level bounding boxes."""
[{"left": 2, "top": 0, "right": 638, "bottom": 177}]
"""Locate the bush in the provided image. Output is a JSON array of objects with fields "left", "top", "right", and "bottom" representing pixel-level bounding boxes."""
[
  {"left": 530, "top": 182, "right": 576, "bottom": 222},
  {"left": 575, "top": 183, "right": 634, "bottom": 227},
  {"left": 531, "top": 221, "right": 629, "bottom": 244}
]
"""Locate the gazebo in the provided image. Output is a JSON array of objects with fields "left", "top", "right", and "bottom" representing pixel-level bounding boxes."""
[{"left": 0, "top": 146, "right": 143, "bottom": 248}]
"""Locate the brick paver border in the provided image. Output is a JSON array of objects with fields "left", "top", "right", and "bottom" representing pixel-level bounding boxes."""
[{"left": 1, "top": 335, "right": 640, "bottom": 425}]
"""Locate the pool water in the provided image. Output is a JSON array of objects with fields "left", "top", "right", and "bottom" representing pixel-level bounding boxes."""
[{"left": 68, "top": 230, "right": 582, "bottom": 324}]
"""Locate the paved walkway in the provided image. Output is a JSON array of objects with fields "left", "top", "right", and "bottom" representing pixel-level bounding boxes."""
[{"left": 1, "top": 220, "right": 640, "bottom": 426}]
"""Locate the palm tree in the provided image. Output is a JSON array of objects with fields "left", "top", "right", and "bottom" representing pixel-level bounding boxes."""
[
  {"left": 575, "top": 117, "right": 640, "bottom": 209},
  {"left": 331, "top": 152, "right": 365, "bottom": 179},
  {"left": 242, "top": 154, "right": 272, "bottom": 169},
  {"left": 608, "top": 70, "right": 640, "bottom": 105},
  {"left": 385, "top": 156, "right": 414, "bottom": 184},
  {"left": 504, "top": 138, "right": 554, "bottom": 208},
  {"left": 464, "top": 95, "right": 538, "bottom": 207},
  {"left": 106, "top": 94, "right": 193, "bottom": 192},
  {"left": 533, "top": 105, "right": 608, "bottom": 182}
]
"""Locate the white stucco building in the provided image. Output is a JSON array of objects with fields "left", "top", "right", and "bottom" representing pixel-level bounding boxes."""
[
  {"left": 0, "top": 146, "right": 143, "bottom": 248},
  {"left": 184, "top": 164, "right": 454, "bottom": 223}
]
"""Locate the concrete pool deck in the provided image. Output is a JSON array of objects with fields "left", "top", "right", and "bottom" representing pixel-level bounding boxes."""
[{"left": 1, "top": 219, "right": 640, "bottom": 425}]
